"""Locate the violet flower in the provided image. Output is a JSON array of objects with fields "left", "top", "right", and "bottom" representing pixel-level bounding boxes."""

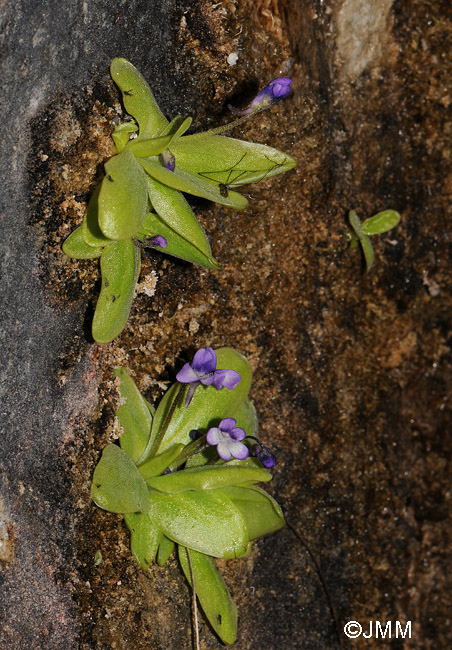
[
  {"left": 228, "top": 77, "right": 292, "bottom": 116},
  {"left": 206, "top": 418, "right": 249, "bottom": 461},
  {"left": 176, "top": 347, "right": 241, "bottom": 407}
]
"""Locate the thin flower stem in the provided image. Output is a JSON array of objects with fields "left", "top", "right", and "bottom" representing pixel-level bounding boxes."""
[
  {"left": 186, "top": 548, "right": 200, "bottom": 650},
  {"left": 189, "top": 106, "right": 269, "bottom": 138},
  {"left": 286, "top": 521, "right": 343, "bottom": 650},
  {"left": 167, "top": 443, "right": 209, "bottom": 472},
  {"left": 182, "top": 443, "right": 209, "bottom": 460},
  {"left": 148, "top": 384, "right": 185, "bottom": 458},
  {"left": 178, "top": 435, "right": 208, "bottom": 458},
  {"left": 132, "top": 237, "right": 155, "bottom": 249}
]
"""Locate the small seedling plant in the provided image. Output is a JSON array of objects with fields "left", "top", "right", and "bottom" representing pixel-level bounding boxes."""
[
  {"left": 63, "top": 58, "right": 296, "bottom": 343},
  {"left": 347, "top": 209, "right": 401, "bottom": 271},
  {"left": 91, "top": 347, "right": 285, "bottom": 645}
]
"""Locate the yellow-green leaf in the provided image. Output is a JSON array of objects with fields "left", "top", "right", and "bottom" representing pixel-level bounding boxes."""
[
  {"left": 219, "top": 485, "right": 285, "bottom": 540},
  {"left": 92, "top": 240, "right": 140, "bottom": 343},
  {"left": 99, "top": 151, "right": 148, "bottom": 240},
  {"left": 124, "top": 134, "right": 173, "bottom": 157},
  {"left": 138, "top": 444, "right": 185, "bottom": 482},
  {"left": 114, "top": 368, "right": 153, "bottom": 463},
  {"left": 91, "top": 444, "right": 149, "bottom": 513},
  {"left": 157, "top": 534, "right": 175, "bottom": 566},
  {"left": 170, "top": 134, "right": 296, "bottom": 188},
  {"left": 124, "top": 512, "right": 162, "bottom": 569},
  {"left": 139, "top": 156, "right": 248, "bottom": 209},
  {"left": 62, "top": 226, "right": 103, "bottom": 259},
  {"left": 146, "top": 177, "right": 218, "bottom": 266},
  {"left": 146, "top": 464, "right": 271, "bottom": 493},
  {"left": 139, "top": 211, "right": 219, "bottom": 269},
  {"left": 362, "top": 210, "right": 401, "bottom": 235},
  {"left": 110, "top": 58, "right": 169, "bottom": 138},
  {"left": 147, "top": 489, "right": 248, "bottom": 558},
  {"left": 81, "top": 185, "right": 111, "bottom": 247}
]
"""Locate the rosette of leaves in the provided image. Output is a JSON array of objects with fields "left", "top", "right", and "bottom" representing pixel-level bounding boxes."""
[
  {"left": 91, "top": 348, "right": 285, "bottom": 645},
  {"left": 347, "top": 209, "right": 401, "bottom": 271},
  {"left": 63, "top": 58, "right": 296, "bottom": 343}
]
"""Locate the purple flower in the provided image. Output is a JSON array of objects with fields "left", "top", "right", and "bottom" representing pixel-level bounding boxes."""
[
  {"left": 176, "top": 347, "right": 241, "bottom": 407},
  {"left": 161, "top": 148, "right": 175, "bottom": 172},
  {"left": 150, "top": 235, "right": 167, "bottom": 248},
  {"left": 228, "top": 77, "right": 292, "bottom": 116},
  {"left": 251, "top": 443, "right": 276, "bottom": 469},
  {"left": 206, "top": 418, "right": 249, "bottom": 461}
]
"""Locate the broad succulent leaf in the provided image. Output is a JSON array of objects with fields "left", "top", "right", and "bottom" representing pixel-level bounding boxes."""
[
  {"left": 112, "top": 121, "right": 138, "bottom": 152},
  {"left": 138, "top": 211, "right": 219, "bottom": 269},
  {"left": 91, "top": 444, "right": 149, "bottom": 513},
  {"left": 219, "top": 485, "right": 285, "bottom": 539},
  {"left": 62, "top": 226, "right": 103, "bottom": 259},
  {"left": 124, "top": 512, "right": 162, "bottom": 569},
  {"left": 115, "top": 367, "right": 153, "bottom": 463},
  {"left": 146, "top": 464, "right": 271, "bottom": 493},
  {"left": 170, "top": 134, "right": 296, "bottom": 188},
  {"left": 81, "top": 185, "right": 111, "bottom": 247},
  {"left": 138, "top": 444, "right": 185, "bottom": 482},
  {"left": 110, "top": 57, "right": 169, "bottom": 137},
  {"left": 92, "top": 239, "right": 140, "bottom": 343},
  {"left": 232, "top": 398, "right": 258, "bottom": 437},
  {"left": 147, "top": 488, "right": 249, "bottom": 558},
  {"left": 361, "top": 209, "right": 401, "bottom": 235},
  {"left": 139, "top": 156, "right": 249, "bottom": 208},
  {"left": 146, "top": 176, "right": 218, "bottom": 267},
  {"left": 123, "top": 134, "right": 173, "bottom": 158},
  {"left": 99, "top": 151, "right": 148, "bottom": 240}
]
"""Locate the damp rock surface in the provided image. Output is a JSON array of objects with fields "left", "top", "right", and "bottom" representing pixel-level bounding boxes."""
[{"left": 1, "top": 1, "right": 451, "bottom": 649}]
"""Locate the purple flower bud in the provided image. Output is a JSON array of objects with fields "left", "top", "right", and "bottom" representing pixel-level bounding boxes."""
[
  {"left": 251, "top": 443, "right": 276, "bottom": 468},
  {"left": 189, "top": 429, "right": 202, "bottom": 441},
  {"left": 176, "top": 347, "right": 241, "bottom": 407},
  {"left": 150, "top": 235, "right": 167, "bottom": 248},
  {"left": 229, "top": 77, "right": 292, "bottom": 116},
  {"left": 265, "top": 77, "right": 293, "bottom": 100},
  {"left": 161, "top": 148, "right": 176, "bottom": 172},
  {"left": 206, "top": 417, "right": 249, "bottom": 461}
]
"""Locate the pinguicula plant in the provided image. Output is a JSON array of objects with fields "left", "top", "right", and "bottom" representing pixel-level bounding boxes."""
[
  {"left": 91, "top": 347, "right": 285, "bottom": 645},
  {"left": 346, "top": 208, "right": 401, "bottom": 272},
  {"left": 63, "top": 58, "right": 296, "bottom": 343}
]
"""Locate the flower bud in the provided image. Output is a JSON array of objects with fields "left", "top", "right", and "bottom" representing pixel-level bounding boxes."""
[{"left": 229, "top": 77, "right": 292, "bottom": 116}]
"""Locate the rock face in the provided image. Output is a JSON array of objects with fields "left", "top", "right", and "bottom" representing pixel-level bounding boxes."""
[{"left": 1, "top": 1, "right": 451, "bottom": 648}]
